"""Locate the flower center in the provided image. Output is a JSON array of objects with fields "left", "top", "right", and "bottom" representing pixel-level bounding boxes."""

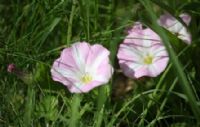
[
  {"left": 81, "top": 73, "right": 93, "bottom": 84},
  {"left": 143, "top": 54, "right": 153, "bottom": 64}
]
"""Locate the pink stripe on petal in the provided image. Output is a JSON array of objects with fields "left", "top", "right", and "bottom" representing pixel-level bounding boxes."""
[
  {"left": 86, "top": 44, "right": 110, "bottom": 71},
  {"left": 68, "top": 81, "right": 104, "bottom": 93},
  {"left": 134, "top": 66, "right": 149, "bottom": 78},
  {"left": 95, "top": 62, "right": 113, "bottom": 83},
  {"left": 71, "top": 42, "right": 90, "bottom": 72},
  {"left": 180, "top": 13, "right": 191, "bottom": 26},
  {"left": 82, "top": 81, "right": 104, "bottom": 93},
  {"left": 64, "top": 81, "right": 84, "bottom": 93},
  {"left": 158, "top": 13, "right": 176, "bottom": 28},
  {"left": 51, "top": 68, "right": 76, "bottom": 87},
  {"left": 51, "top": 67, "right": 80, "bottom": 83},
  {"left": 117, "top": 44, "right": 142, "bottom": 62},
  {"left": 178, "top": 28, "right": 191, "bottom": 44},
  {"left": 120, "top": 62, "right": 142, "bottom": 78},
  {"left": 151, "top": 47, "right": 168, "bottom": 57},
  {"left": 59, "top": 48, "right": 79, "bottom": 70},
  {"left": 151, "top": 57, "right": 169, "bottom": 76},
  {"left": 124, "top": 32, "right": 144, "bottom": 46},
  {"left": 72, "top": 42, "right": 90, "bottom": 62}
]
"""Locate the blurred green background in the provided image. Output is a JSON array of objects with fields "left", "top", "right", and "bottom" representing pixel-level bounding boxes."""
[{"left": 1, "top": 0, "right": 200, "bottom": 126}]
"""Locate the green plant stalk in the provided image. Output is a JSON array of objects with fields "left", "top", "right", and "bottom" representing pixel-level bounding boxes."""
[
  {"left": 94, "top": 86, "right": 107, "bottom": 127},
  {"left": 97, "top": 86, "right": 107, "bottom": 111},
  {"left": 149, "top": 62, "right": 190, "bottom": 127},
  {"left": 139, "top": 0, "right": 200, "bottom": 122},
  {"left": 138, "top": 64, "right": 172, "bottom": 126},
  {"left": 24, "top": 85, "right": 35, "bottom": 126},
  {"left": 37, "top": 18, "right": 61, "bottom": 51},
  {"left": 95, "top": 105, "right": 105, "bottom": 127},
  {"left": 78, "top": 0, "right": 89, "bottom": 41},
  {"left": 67, "top": 0, "right": 76, "bottom": 45},
  {"left": 69, "top": 94, "right": 81, "bottom": 127},
  {"left": 94, "top": 0, "right": 99, "bottom": 31},
  {"left": 148, "top": 78, "right": 178, "bottom": 127},
  {"left": 108, "top": 90, "right": 157, "bottom": 127},
  {"left": 86, "top": 0, "right": 90, "bottom": 41}
]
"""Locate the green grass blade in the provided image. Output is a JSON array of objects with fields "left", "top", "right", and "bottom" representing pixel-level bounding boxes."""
[
  {"left": 24, "top": 85, "right": 35, "bottom": 126},
  {"left": 67, "top": 0, "right": 77, "bottom": 45}
]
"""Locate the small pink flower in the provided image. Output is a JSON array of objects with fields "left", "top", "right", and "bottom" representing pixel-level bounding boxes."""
[
  {"left": 7, "top": 63, "right": 32, "bottom": 84},
  {"left": 117, "top": 22, "right": 169, "bottom": 78},
  {"left": 7, "top": 63, "right": 16, "bottom": 73},
  {"left": 7, "top": 63, "right": 23, "bottom": 76},
  {"left": 158, "top": 13, "right": 191, "bottom": 44},
  {"left": 51, "top": 42, "right": 113, "bottom": 93}
]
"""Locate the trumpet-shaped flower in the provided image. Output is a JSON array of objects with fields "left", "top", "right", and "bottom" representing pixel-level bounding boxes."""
[
  {"left": 51, "top": 42, "right": 113, "bottom": 93},
  {"left": 158, "top": 13, "right": 191, "bottom": 44},
  {"left": 117, "top": 22, "right": 169, "bottom": 78}
]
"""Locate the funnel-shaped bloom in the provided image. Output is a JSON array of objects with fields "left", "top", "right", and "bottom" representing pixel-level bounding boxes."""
[
  {"left": 51, "top": 42, "right": 113, "bottom": 93},
  {"left": 117, "top": 22, "right": 169, "bottom": 78},
  {"left": 158, "top": 13, "right": 191, "bottom": 44}
]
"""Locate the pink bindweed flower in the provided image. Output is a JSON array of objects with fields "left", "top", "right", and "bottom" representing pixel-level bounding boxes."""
[
  {"left": 117, "top": 22, "right": 169, "bottom": 78},
  {"left": 51, "top": 42, "right": 113, "bottom": 93},
  {"left": 158, "top": 13, "right": 191, "bottom": 44}
]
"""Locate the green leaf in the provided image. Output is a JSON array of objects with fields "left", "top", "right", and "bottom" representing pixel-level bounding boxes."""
[{"left": 35, "top": 95, "right": 58, "bottom": 121}]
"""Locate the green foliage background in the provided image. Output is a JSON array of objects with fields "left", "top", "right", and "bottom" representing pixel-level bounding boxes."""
[{"left": 1, "top": 0, "right": 200, "bottom": 126}]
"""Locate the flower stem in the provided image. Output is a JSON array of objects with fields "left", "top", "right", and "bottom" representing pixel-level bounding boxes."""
[
  {"left": 24, "top": 85, "right": 35, "bottom": 126},
  {"left": 138, "top": 64, "right": 172, "bottom": 126},
  {"left": 148, "top": 78, "right": 178, "bottom": 127},
  {"left": 69, "top": 94, "right": 81, "bottom": 127},
  {"left": 94, "top": 86, "right": 107, "bottom": 127}
]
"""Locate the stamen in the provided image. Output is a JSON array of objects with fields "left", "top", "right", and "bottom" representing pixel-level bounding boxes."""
[
  {"left": 143, "top": 54, "right": 153, "bottom": 64},
  {"left": 81, "top": 73, "right": 92, "bottom": 84}
]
